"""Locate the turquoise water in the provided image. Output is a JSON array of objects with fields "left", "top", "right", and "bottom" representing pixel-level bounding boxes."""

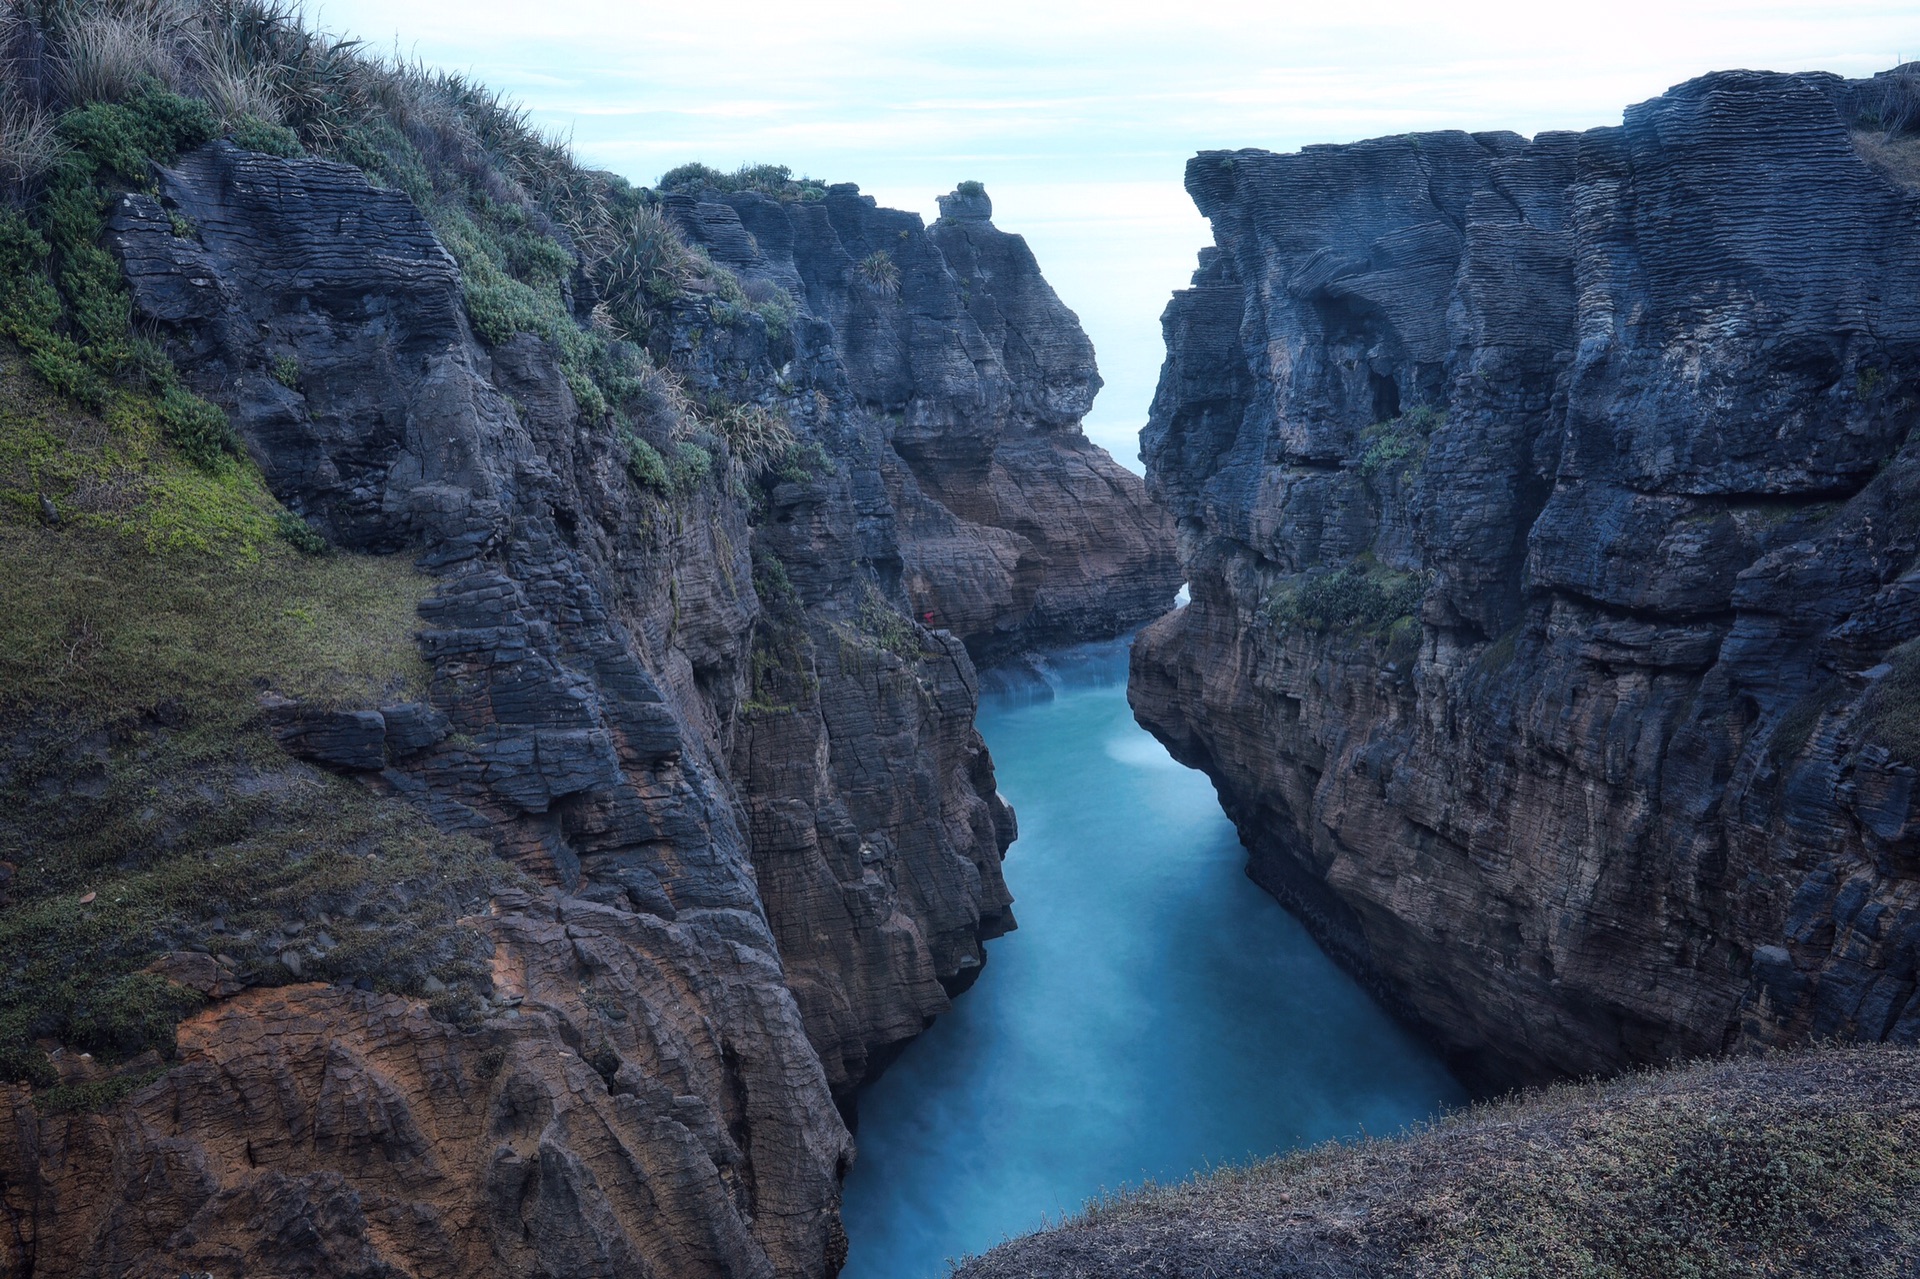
[{"left": 837, "top": 642, "right": 1465, "bottom": 1277}]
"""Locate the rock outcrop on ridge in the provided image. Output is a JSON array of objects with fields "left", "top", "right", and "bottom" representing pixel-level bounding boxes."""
[
  {"left": 664, "top": 181, "right": 1180, "bottom": 665},
  {"left": 1132, "top": 68, "right": 1920, "bottom": 1089},
  {"left": 0, "top": 140, "right": 1172, "bottom": 1276}
]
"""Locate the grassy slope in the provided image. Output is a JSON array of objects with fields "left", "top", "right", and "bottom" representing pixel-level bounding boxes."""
[
  {"left": 958, "top": 1046, "right": 1920, "bottom": 1278},
  {"left": 0, "top": 353, "right": 508, "bottom": 1103},
  {"left": 0, "top": 0, "right": 834, "bottom": 1108}
]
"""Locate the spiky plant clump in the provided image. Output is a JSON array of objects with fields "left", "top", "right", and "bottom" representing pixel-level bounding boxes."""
[{"left": 854, "top": 248, "right": 900, "bottom": 298}]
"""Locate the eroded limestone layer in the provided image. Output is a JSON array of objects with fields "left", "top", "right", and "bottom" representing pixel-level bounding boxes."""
[
  {"left": 1133, "top": 69, "right": 1920, "bottom": 1088},
  {"left": 0, "top": 145, "right": 1170, "bottom": 1276}
]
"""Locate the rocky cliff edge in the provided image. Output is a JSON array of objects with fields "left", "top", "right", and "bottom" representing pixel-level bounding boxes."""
[
  {"left": 1133, "top": 67, "right": 1920, "bottom": 1088},
  {"left": 0, "top": 124, "right": 1174, "bottom": 1278}
]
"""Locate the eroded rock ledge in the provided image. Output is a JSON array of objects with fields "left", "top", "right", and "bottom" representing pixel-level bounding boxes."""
[
  {"left": 1132, "top": 68, "right": 1920, "bottom": 1089},
  {"left": 0, "top": 146, "right": 1172, "bottom": 1277}
]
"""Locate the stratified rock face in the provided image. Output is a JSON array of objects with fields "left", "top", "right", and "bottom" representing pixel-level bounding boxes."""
[
  {"left": 664, "top": 183, "right": 1182, "bottom": 664},
  {"left": 1133, "top": 70, "right": 1920, "bottom": 1089},
  {"left": 2, "top": 903, "right": 849, "bottom": 1279},
  {"left": 0, "top": 147, "right": 1162, "bottom": 1275}
]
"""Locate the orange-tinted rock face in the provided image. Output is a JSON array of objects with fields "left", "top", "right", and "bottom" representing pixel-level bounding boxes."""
[{"left": 4, "top": 898, "right": 850, "bottom": 1278}]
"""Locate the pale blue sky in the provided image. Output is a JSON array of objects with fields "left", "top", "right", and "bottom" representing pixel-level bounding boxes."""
[{"left": 312, "top": 0, "right": 1920, "bottom": 468}]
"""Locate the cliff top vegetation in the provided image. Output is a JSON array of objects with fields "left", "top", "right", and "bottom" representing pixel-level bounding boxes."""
[
  {"left": 0, "top": 0, "right": 825, "bottom": 489},
  {"left": 958, "top": 1045, "right": 1920, "bottom": 1279},
  {"left": 0, "top": 0, "right": 768, "bottom": 1101}
]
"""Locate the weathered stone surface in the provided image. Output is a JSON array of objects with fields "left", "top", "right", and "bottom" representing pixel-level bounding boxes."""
[
  {"left": 2, "top": 895, "right": 851, "bottom": 1279},
  {"left": 1, "top": 152, "right": 1164, "bottom": 1273},
  {"left": 1133, "top": 69, "right": 1920, "bottom": 1089},
  {"left": 664, "top": 183, "right": 1182, "bottom": 663}
]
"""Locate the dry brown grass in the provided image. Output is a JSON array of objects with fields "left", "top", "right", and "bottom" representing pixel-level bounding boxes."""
[
  {"left": 0, "top": 92, "right": 63, "bottom": 202},
  {"left": 1853, "top": 130, "right": 1920, "bottom": 191},
  {"left": 55, "top": 8, "right": 178, "bottom": 104},
  {"left": 957, "top": 1046, "right": 1920, "bottom": 1279},
  {"left": 195, "top": 54, "right": 280, "bottom": 125}
]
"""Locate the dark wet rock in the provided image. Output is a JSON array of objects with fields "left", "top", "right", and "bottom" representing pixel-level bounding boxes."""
[
  {"left": 1132, "top": 69, "right": 1920, "bottom": 1089},
  {"left": 263, "top": 695, "right": 388, "bottom": 771}
]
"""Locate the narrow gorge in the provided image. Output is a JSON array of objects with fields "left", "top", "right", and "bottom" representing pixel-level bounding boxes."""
[{"left": 7, "top": 7, "right": 1920, "bottom": 1274}]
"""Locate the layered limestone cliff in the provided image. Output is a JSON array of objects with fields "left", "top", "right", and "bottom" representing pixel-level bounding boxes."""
[
  {"left": 665, "top": 182, "right": 1178, "bottom": 665},
  {"left": 1133, "top": 68, "right": 1920, "bottom": 1089},
  {"left": 0, "top": 140, "right": 1172, "bottom": 1275}
]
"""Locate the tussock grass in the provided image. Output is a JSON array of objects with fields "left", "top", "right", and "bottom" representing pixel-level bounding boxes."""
[
  {"left": 54, "top": 9, "right": 177, "bottom": 106},
  {"left": 960, "top": 1047, "right": 1920, "bottom": 1279},
  {"left": 854, "top": 247, "right": 901, "bottom": 298},
  {"left": 0, "top": 92, "right": 63, "bottom": 204}
]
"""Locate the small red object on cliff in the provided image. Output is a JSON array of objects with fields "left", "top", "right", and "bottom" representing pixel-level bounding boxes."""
[{"left": 78, "top": 891, "right": 96, "bottom": 905}]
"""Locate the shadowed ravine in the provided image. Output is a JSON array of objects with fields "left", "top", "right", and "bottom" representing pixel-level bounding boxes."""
[{"left": 838, "top": 641, "right": 1466, "bottom": 1278}]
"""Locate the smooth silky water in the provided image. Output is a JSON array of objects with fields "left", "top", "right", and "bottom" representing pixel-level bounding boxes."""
[{"left": 837, "top": 640, "right": 1466, "bottom": 1277}]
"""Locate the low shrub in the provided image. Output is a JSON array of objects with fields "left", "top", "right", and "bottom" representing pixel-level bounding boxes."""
[
  {"left": 742, "top": 276, "right": 798, "bottom": 339},
  {"left": 656, "top": 160, "right": 828, "bottom": 201},
  {"left": 273, "top": 509, "right": 328, "bottom": 554},
  {"left": 1358, "top": 405, "right": 1442, "bottom": 477},
  {"left": 1268, "top": 562, "right": 1427, "bottom": 634},
  {"left": 622, "top": 432, "right": 669, "bottom": 490},
  {"left": 564, "top": 368, "right": 605, "bottom": 421},
  {"left": 229, "top": 114, "right": 302, "bottom": 157},
  {"left": 668, "top": 440, "right": 712, "bottom": 491},
  {"left": 57, "top": 83, "right": 218, "bottom": 184},
  {"left": 156, "top": 385, "right": 238, "bottom": 471},
  {"left": 773, "top": 440, "right": 835, "bottom": 485}
]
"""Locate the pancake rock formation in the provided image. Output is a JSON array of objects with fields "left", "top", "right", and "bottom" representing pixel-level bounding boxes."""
[
  {"left": 0, "top": 145, "right": 1172, "bottom": 1277},
  {"left": 1132, "top": 68, "right": 1920, "bottom": 1088}
]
